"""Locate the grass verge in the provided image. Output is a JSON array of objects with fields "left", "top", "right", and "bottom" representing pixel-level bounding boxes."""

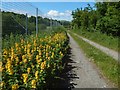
[
  {"left": 71, "top": 29, "right": 118, "bottom": 51},
  {"left": 69, "top": 31, "right": 119, "bottom": 87}
]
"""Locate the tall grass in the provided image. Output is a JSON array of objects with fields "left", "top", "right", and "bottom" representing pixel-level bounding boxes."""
[{"left": 72, "top": 29, "right": 118, "bottom": 51}]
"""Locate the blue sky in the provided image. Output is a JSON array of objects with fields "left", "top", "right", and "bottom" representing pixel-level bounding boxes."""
[
  {"left": 31, "top": 2, "right": 95, "bottom": 21},
  {"left": 2, "top": 2, "right": 95, "bottom": 21},
  {"left": 31, "top": 2, "right": 95, "bottom": 12}
]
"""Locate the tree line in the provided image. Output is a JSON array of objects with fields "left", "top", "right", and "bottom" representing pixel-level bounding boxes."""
[
  {"left": 71, "top": 2, "right": 120, "bottom": 36},
  {"left": 2, "top": 11, "right": 70, "bottom": 37}
]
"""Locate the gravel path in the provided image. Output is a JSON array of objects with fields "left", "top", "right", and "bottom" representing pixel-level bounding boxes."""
[
  {"left": 67, "top": 33, "right": 113, "bottom": 88},
  {"left": 72, "top": 32, "right": 118, "bottom": 61}
]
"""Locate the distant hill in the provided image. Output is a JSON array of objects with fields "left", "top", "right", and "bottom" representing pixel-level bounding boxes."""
[{"left": 2, "top": 11, "right": 70, "bottom": 37}]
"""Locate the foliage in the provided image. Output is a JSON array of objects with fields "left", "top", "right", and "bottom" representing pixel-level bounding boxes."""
[
  {"left": 71, "top": 2, "right": 120, "bottom": 36},
  {"left": 2, "top": 12, "right": 25, "bottom": 36},
  {"left": 1, "top": 30, "right": 69, "bottom": 89},
  {"left": 2, "top": 11, "right": 64, "bottom": 37},
  {"left": 59, "top": 20, "right": 71, "bottom": 28},
  {"left": 72, "top": 29, "right": 118, "bottom": 51}
]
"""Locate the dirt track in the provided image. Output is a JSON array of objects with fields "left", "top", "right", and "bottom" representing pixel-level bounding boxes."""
[
  {"left": 64, "top": 33, "right": 113, "bottom": 88},
  {"left": 72, "top": 32, "right": 118, "bottom": 61}
]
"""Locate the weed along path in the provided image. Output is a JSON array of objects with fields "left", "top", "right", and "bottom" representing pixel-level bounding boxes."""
[
  {"left": 66, "top": 33, "right": 113, "bottom": 88},
  {"left": 71, "top": 32, "right": 118, "bottom": 61}
]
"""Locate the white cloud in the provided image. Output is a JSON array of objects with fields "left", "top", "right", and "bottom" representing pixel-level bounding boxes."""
[
  {"left": 47, "top": 10, "right": 59, "bottom": 17},
  {"left": 65, "top": 10, "right": 72, "bottom": 16},
  {"left": 46, "top": 10, "right": 72, "bottom": 21},
  {"left": 59, "top": 12, "right": 64, "bottom": 16}
]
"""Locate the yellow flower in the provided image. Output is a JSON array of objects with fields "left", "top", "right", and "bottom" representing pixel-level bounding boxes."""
[
  {"left": 47, "top": 63, "right": 50, "bottom": 68},
  {"left": 36, "top": 55, "right": 39, "bottom": 60},
  {"left": 22, "top": 55, "right": 26, "bottom": 60},
  {"left": 3, "top": 49, "right": 8, "bottom": 55},
  {"left": 40, "top": 70, "right": 43, "bottom": 73},
  {"left": 27, "top": 49, "right": 30, "bottom": 54},
  {"left": 0, "top": 67, "right": 4, "bottom": 72},
  {"left": 27, "top": 67, "right": 31, "bottom": 74},
  {"left": 36, "top": 59, "right": 41, "bottom": 65},
  {"left": 22, "top": 73, "right": 28, "bottom": 84},
  {"left": 31, "top": 64, "right": 34, "bottom": 69},
  {"left": 33, "top": 40, "right": 37, "bottom": 46},
  {"left": 22, "top": 73, "right": 28, "bottom": 78},
  {"left": 39, "top": 45, "right": 42, "bottom": 49},
  {"left": 35, "top": 71, "right": 39, "bottom": 80},
  {"left": 28, "top": 54, "right": 33, "bottom": 60},
  {"left": 21, "top": 39, "right": 24, "bottom": 44},
  {"left": 8, "top": 68, "right": 14, "bottom": 75},
  {"left": 11, "top": 50, "right": 14, "bottom": 58},
  {"left": 11, "top": 54, "right": 14, "bottom": 61},
  {"left": 5, "top": 62, "right": 10, "bottom": 69},
  {"left": 0, "top": 81, "right": 5, "bottom": 88},
  {"left": 33, "top": 47, "right": 36, "bottom": 51},
  {"left": 46, "top": 52, "right": 49, "bottom": 57},
  {"left": 3, "top": 49, "right": 8, "bottom": 59},
  {"left": 20, "top": 61, "right": 22, "bottom": 64},
  {"left": 5, "top": 59, "right": 14, "bottom": 75},
  {"left": 40, "top": 58, "right": 42, "bottom": 62},
  {"left": 15, "top": 57, "right": 19, "bottom": 65},
  {"left": 41, "top": 61, "right": 46, "bottom": 70},
  {"left": 47, "top": 57, "right": 50, "bottom": 60},
  {"left": 31, "top": 79, "right": 36, "bottom": 89},
  {"left": 51, "top": 52, "right": 54, "bottom": 58},
  {"left": 15, "top": 43, "right": 19, "bottom": 48},
  {"left": 22, "top": 54, "right": 27, "bottom": 63},
  {"left": 21, "top": 46, "right": 24, "bottom": 49},
  {"left": 23, "top": 59, "right": 27, "bottom": 63},
  {"left": 60, "top": 51, "right": 63, "bottom": 56},
  {"left": 27, "top": 44, "right": 31, "bottom": 48},
  {"left": 11, "top": 47, "right": 14, "bottom": 53},
  {"left": 31, "top": 50, "right": 34, "bottom": 53},
  {"left": 12, "top": 84, "right": 19, "bottom": 90},
  {"left": 38, "top": 51, "right": 42, "bottom": 56}
]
